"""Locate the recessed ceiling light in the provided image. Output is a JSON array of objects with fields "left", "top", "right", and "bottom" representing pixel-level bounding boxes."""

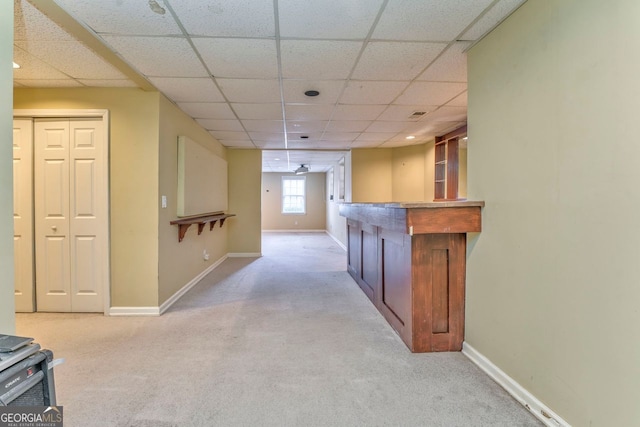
[
  {"left": 304, "top": 90, "right": 320, "bottom": 97},
  {"left": 13, "top": 62, "right": 20, "bottom": 69},
  {"left": 406, "top": 135, "right": 415, "bottom": 140},
  {"left": 274, "top": 157, "right": 280, "bottom": 160}
]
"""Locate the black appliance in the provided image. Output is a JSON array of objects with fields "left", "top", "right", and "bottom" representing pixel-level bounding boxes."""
[{"left": 0, "top": 335, "right": 56, "bottom": 406}]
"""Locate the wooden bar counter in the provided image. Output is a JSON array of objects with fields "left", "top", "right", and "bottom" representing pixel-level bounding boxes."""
[{"left": 339, "top": 201, "right": 484, "bottom": 353}]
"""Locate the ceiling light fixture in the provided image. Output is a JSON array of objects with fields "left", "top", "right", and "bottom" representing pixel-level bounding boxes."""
[
  {"left": 12, "top": 62, "right": 20, "bottom": 69},
  {"left": 148, "top": 0, "right": 166, "bottom": 15},
  {"left": 295, "top": 164, "right": 309, "bottom": 175},
  {"left": 304, "top": 90, "right": 320, "bottom": 97},
  {"left": 406, "top": 135, "right": 415, "bottom": 140}
]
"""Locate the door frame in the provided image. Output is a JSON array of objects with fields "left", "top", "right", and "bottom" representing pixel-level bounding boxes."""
[{"left": 14, "top": 109, "right": 111, "bottom": 315}]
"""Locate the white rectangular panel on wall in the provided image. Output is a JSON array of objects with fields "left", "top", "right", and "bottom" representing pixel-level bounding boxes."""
[{"left": 177, "top": 136, "right": 228, "bottom": 217}]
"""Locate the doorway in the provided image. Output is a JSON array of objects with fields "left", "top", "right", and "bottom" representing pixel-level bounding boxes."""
[{"left": 13, "top": 110, "right": 110, "bottom": 313}]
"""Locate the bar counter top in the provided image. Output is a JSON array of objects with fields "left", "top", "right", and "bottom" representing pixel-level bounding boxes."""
[{"left": 340, "top": 200, "right": 485, "bottom": 209}]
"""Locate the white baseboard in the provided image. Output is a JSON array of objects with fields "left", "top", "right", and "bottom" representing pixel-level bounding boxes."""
[
  {"left": 109, "top": 255, "right": 228, "bottom": 317},
  {"left": 227, "top": 252, "right": 262, "bottom": 257},
  {"left": 325, "top": 231, "right": 347, "bottom": 251},
  {"left": 108, "top": 306, "right": 160, "bottom": 316},
  {"left": 158, "top": 254, "right": 228, "bottom": 315},
  {"left": 462, "top": 342, "right": 570, "bottom": 427}
]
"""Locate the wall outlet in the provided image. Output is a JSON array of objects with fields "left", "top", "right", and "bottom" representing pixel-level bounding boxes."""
[
  {"left": 161, "top": 195, "right": 167, "bottom": 208},
  {"left": 203, "top": 250, "right": 210, "bottom": 261}
]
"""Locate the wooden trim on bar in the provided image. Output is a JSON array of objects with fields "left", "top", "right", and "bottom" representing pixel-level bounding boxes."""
[{"left": 406, "top": 207, "right": 481, "bottom": 234}]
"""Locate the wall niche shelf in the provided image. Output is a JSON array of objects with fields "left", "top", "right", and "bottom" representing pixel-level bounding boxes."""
[{"left": 170, "top": 212, "right": 236, "bottom": 242}]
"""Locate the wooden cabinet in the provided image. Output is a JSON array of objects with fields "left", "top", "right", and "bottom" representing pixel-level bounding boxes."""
[
  {"left": 341, "top": 202, "right": 483, "bottom": 353},
  {"left": 435, "top": 125, "right": 465, "bottom": 201}
]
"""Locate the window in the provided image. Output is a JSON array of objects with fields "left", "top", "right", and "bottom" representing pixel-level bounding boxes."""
[{"left": 282, "top": 176, "right": 306, "bottom": 214}]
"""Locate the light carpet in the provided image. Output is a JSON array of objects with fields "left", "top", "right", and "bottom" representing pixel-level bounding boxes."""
[{"left": 16, "top": 232, "right": 541, "bottom": 426}]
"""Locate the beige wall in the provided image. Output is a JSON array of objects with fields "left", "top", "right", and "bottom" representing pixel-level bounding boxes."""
[
  {"left": 0, "top": 0, "right": 15, "bottom": 333},
  {"left": 351, "top": 143, "right": 436, "bottom": 203},
  {"left": 157, "top": 95, "right": 227, "bottom": 304},
  {"left": 14, "top": 88, "right": 161, "bottom": 307},
  {"left": 391, "top": 144, "right": 426, "bottom": 202},
  {"left": 262, "top": 172, "right": 326, "bottom": 230},
  {"left": 227, "top": 149, "right": 261, "bottom": 254},
  {"left": 351, "top": 148, "right": 392, "bottom": 202},
  {"left": 466, "top": 0, "right": 640, "bottom": 425}
]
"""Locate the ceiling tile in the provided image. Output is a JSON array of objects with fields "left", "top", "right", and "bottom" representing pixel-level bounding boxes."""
[
  {"left": 196, "top": 119, "right": 244, "bottom": 131},
  {"left": 15, "top": 41, "right": 126, "bottom": 79},
  {"left": 350, "top": 140, "right": 383, "bottom": 148},
  {"left": 372, "top": 0, "right": 494, "bottom": 41},
  {"left": 150, "top": 77, "right": 224, "bottom": 102},
  {"left": 461, "top": 0, "right": 527, "bottom": 41},
  {"left": 54, "top": 0, "right": 182, "bottom": 35},
  {"left": 288, "top": 121, "right": 327, "bottom": 133},
  {"left": 325, "top": 121, "right": 372, "bottom": 132},
  {"left": 253, "top": 141, "right": 286, "bottom": 149},
  {"left": 217, "top": 79, "right": 281, "bottom": 103},
  {"left": 101, "top": 36, "right": 207, "bottom": 77},
  {"left": 355, "top": 132, "right": 397, "bottom": 142},
  {"left": 232, "top": 103, "right": 283, "bottom": 120},
  {"left": 13, "top": 47, "right": 69, "bottom": 79},
  {"left": 209, "top": 130, "right": 250, "bottom": 140},
  {"left": 333, "top": 105, "right": 387, "bottom": 120},
  {"left": 365, "top": 121, "right": 412, "bottom": 133},
  {"left": 377, "top": 105, "right": 438, "bottom": 121},
  {"left": 281, "top": 40, "right": 362, "bottom": 79},
  {"left": 242, "top": 120, "right": 284, "bottom": 133},
  {"left": 446, "top": 91, "right": 468, "bottom": 107},
  {"left": 193, "top": 38, "right": 278, "bottom": 79},
  {"left": 417, "top": 42, "right": 471, "bottom": 82},
  {"left": 340, "top": 81, "right": 409, "bottom": 104},
  {"left": 169, "top": 0, "right": 275, "bottom": 37},
  {"left": 278, "top": 0, "right": 383, "bottom": 39},
  {"left": 424, "top": 106, "right": 467, "bottom": 122},
  {"left": 352, "top": 42, "right": 445, "bottom": 81},
  {"left": 178, "top": 102, "right": 236, "bottom": 119},
  {"left": 321, "top": 133, "right": 358, "bottom": 142},
  {"left": 399, "top": 121, "right": 442, "bottom": 135},
  {"left": 77, "top": 79, "right": 137, "bottom": 87},
  {"left": 287, "top": 132, "right": 323, "bottom": 141},
  {"left": 15, "top": 79, "right": 82, "bottom": 87},
  {"left": 393, "top": 82, "right": 466, "bottom": 105},
  {"left": 283, "top": 80, "right": 345, "bottom": 104},
  {"left": 16, "top": 0, "right": 75, "bottom": 41},
  {"left": 285, "top": 104, "right": 334, "bottom": 121},
  {"left": 247, "top": 132, "right": 286, "bottom": 142}
]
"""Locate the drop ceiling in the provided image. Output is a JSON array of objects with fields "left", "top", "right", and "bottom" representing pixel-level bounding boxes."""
[{"left": 13, "top": 0, "right": 526, "bottom": 172}]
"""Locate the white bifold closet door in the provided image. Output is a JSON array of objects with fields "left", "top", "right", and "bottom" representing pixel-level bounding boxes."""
[
  {"left": 13, "top": 119, "right": 34, "bottom": 312},
  {"left": 34, "top": 118, "right": 105, "bottom": 312}
]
